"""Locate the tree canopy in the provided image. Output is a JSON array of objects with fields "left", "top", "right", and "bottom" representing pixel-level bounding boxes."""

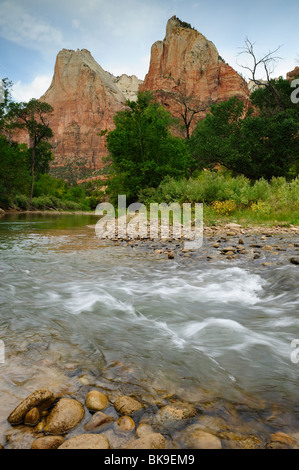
[{"left": 106, "top": 91, "right": 191, "bottom": 202}]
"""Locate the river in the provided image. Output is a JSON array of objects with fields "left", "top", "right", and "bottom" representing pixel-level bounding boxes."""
[{"left": 0, "top": 213, "right": 299, "bottom": 444}]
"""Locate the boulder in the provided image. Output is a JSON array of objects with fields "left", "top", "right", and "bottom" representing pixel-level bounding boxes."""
[{"left": 44, "top": 398, "right": 84, "bottom": 435}]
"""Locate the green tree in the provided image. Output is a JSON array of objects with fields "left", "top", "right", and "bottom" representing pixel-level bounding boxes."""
[
  {"left": 190, "top": 96, "right": 299, "bottom": 179},
  {"left": 0, "top": 136, "right": 30, "bottom": 207},
  {"left": 6, "top": 99, "right": 54, "bottom": 204},
  {"left": 106, "top": 91, "right": 191, "bottom": 202}
]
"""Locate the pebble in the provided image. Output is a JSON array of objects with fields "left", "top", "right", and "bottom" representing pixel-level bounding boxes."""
[
  {"left": 127, "top": 433, "right": 166, "bottom": 449},
  {"left": 85, "top": 390, "right": 109, "bottom": 411},
  {"left": 136, "top": 423, "right": 153, "bottom": 438},
  {"left": 84, "top": 411, "right": 114, "bottom": 432},
  {"left": 114, "top": 396, "right": 143, "bottom": 415},
  {"left": 31, "top": 436, "right": 65, "bottom": 449},
  {"left": 290, "top": 258, "right": 299, "bottom": 265},
  {"left": 114, "top": 416, "right": 135, "bottom": 434},
  {"left": 24, "top": 407, "right": 40, "bottom": 426},
  {"left": 58, "top": 434, "right": 110, "bottom": 449}
]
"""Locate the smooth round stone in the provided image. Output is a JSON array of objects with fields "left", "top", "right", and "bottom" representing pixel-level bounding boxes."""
[
  {"left": 180, "top": 425, "right": 222, "bottom": 449},
  {"left": 31, "top": 436, "right": 65, "bottom": 449},
  {"left": 127, "top": 433, "right": 166, "bottom": 449},
  {"left": 114, "top": 396, "right": 143, "bottom": 415},
  {"left": 44, "top": 398, "right": 84, "bottom": 435},
  {"left": 136, "top": 423, "right": 153, "bottom": 438},
  {"left": 24, "top": 407, "right": 40, "bottom": 426},
  {"left": 85, "top": 391, "right": 109, "bottom": 411},
  {"left": 114, "top": 416, "right": 135, "bottom": 434},
  {"left": 153, "top": 402, "right": 197, "bottom": 431},
  {"left": 58, "top": 434, "right": 110, "bottom": 449}
]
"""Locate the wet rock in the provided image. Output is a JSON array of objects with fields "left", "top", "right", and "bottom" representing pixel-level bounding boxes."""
[
  {"left": 213, "top": 243, "right": 220, "bottom": 248},
  {"left": 154, "top": 249, "right": 163, "bottom": 254},
  {"left": 136, "top": 423, "right": 153, "bottom": 438},
  {"left": 238, "top": 238, "right": 244, "bottom": 245},
  {"left": 85, "top": 390, "right": 109, "bottom": 411},
  {"left": 266, "top": 431, "right": 294, "bottom": 449},
  {"left": 83, "top": 411, "right": 114, "bottom": 432},
  {"left": 58, "top": 434, "right": 110, "bottom": 449},
  {"left": 114, "top": 396, "right": 143, "bottom": 415},
  {"left": 127, "top": 433, "right": 166, "bottom": 449},
  {"left": 114, "top": 416, "right": 135, "bottom": 434},
  {"left": 35, "top": 418, "right": 46, "bottom": 433},
  {"left": 44, "top": 398, "right": 84, "bottom": 435},
  {"left": 219, "top": 431, "right": 263, "bottom": 449},
  {"left": 0, "top": 444, "right": 3, "bottom": 449},
  {"left": 168, "top": 252, "right": 174, "bottom": 259},
  {"left": 178, "top": 425, "right": 222, "bottom": 449},
  {"left": 263, "top": 245, "right": 274, "bottom": 251},
  {"left": 8, "top": 388, "right": 54, "bottom": 425},
  {"left": 221, "top": 246, "right": 236, "bottom": 253},
  {"left": 24, "top": 407, "right": 40, "bottom": 426},
  {"left": 153, "top": 402, "right": 197, "bottom": 431},
  {"left": 290, "top": 257, "right": 299, "bottom": 265},
  {"left": 31, "top": 436, "right": 65, "bottom": 449},
  {"left": 225, "top": 223, "right": 241, "bottom": 231}
]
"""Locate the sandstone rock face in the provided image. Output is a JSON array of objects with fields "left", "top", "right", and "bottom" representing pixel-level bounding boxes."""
[
  {"left": 39, "top": 49, "right": 128, "bottom": 172},
  {"left": 140, "top": 16, "right": 250, "bottom": 136},
  {"left": 112, "top": 74, "right": 143, "bottom": 101},
  {"left": 287, "top": 66, "right": 299, "bottom": 81}
]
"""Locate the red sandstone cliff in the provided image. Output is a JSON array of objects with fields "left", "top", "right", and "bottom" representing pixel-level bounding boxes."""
[
  {"left": 40, "top": 48, "right": 128, "bottom": 172},
  {"left": 140, "top": 16, "right": 250, "bottom": 136}
]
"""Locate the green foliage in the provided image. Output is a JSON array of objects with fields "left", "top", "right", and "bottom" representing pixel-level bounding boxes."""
[
  {"left": 190, "top": 94, "right": 299, "bottom": 180},
  {"left": 0, "top": 136, "right": 31, "bottom": 207},
  {"left": 106, "top": 91, "right": 191, "bottom": 203}
]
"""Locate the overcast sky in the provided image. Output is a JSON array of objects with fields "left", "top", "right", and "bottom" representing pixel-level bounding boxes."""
[{"left": 0, "top": 0, "right": 298, "bottom": 102}]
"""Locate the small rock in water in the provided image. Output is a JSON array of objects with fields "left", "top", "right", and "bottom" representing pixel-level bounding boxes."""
[
  {"left": 31, "top": 436, "right": 65, "bottom": 449},
  {"left": 178, "top": 425, "right": 222, "bottom": 449},
  {"left": 114, "top": 396, "right": 143, "bottom": 416},
  {"left": 153, "top": 402, "right": 197, "bottom": 431},
  {"left": 44, "top": 398, "right": 84, "bottom": 435},
  {"left": 114, "top": 416, "right": 135, "bottom": 434},
  {"left": 290, "top": 257, "right": 299, "bottom": 265},
  {"left": 263, "top": 245, "right": 274, "bottom": 251},
  {"left": 168, "top": 251, "right": 175, "bottom": 259},
  {"left": 85, "top": 390, "right": 109, "bottom": 411},
  {"left": 83, "top": 411, "right": 114, "bottom": 432},
  {"left": 8, "top": 388, "right": 54, "bottom": 425},
  {"left": 136, "top": 423, "right": 153, "bottom": 438},
  {"left": 127, "top": 433, "right": 166, "bottom": 449},
  {"left": 58, "top": 434, "right": 110, "bottom": 449},
  {"left": 24, "top": 407, "right": 40, "bottom": 426}
]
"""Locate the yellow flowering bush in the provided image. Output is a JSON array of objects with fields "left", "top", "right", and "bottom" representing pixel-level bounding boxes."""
[{"left": 211, "top": 200, "right": 237, "bottom": 215}]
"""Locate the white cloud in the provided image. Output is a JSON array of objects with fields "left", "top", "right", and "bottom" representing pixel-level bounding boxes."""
[
  {"left": 0, "top": 1, "right": 64, "bottom": 54},
  {"left": 11, "top": 75, "right": 51, "bottom": 102}
]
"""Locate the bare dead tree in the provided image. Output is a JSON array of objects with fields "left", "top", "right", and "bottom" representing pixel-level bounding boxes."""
[
  {"left": 158, "top": 80, "right": 212, "bottom": 139},
  {"left": 237, "top": 38, "right": 285, "bottom": 111}
]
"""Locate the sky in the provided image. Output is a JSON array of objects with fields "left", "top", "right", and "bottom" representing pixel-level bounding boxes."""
[{"left": 0, "top": 0, "right": 298, "bottom": 102}]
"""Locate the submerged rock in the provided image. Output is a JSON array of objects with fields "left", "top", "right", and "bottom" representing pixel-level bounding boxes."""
[
  {"left": 58, "top": 434, "right": 110, "bottom": 449},
  {"left": 153, "top": 402, "right": 197, "bottom": 431},
  {"left": 114, "top": 396, "right": 143, "bottom": 415},
  {"left": 136, "top": 423, "right": 153, "bottom": 438},
  {"left": 127, "top": 433, "right": 166, "bottom": 449},
  {"left": 31, "top": 436, "right": 65, "bottom": 449},
  {"left": 114, "top": 416, "right": 135, "bottom": 434},
  {"left": 44, "top": 398, "right": 84, "bottom": 435},
  {"left": 83, "top": 411, "right": 114, "bottom": 432},
  {"left": 8, "top": 388, "right": 54, "bottom": 425},
  {"left": 177, "top": 424, "right": 222, "bottom": 449}
]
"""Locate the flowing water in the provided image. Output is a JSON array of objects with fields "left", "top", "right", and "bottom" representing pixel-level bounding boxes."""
[{"left": 0, "top": 213, "right": 299, "bottom": 442}]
